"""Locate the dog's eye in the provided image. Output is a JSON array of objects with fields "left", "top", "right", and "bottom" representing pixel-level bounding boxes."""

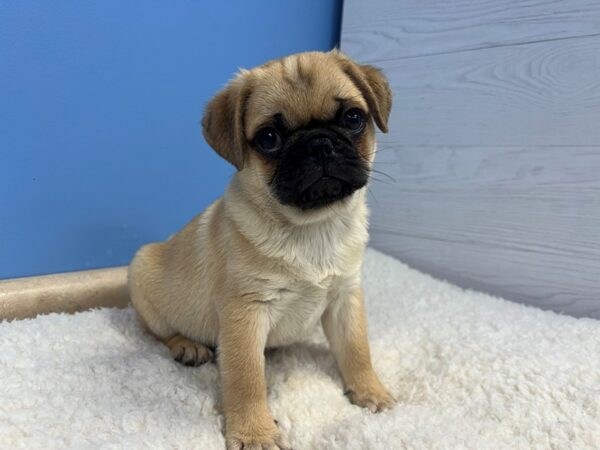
[
  {"left": 342, "top": 108, "right": 365, "bottom": 134},
  {"left": 254, "top": 127, "right": 282, "bottom": 153}
]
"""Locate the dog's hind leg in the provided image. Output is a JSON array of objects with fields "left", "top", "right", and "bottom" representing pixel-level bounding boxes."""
[
  {"left": 162, "top": 334, "right": 215, "bottom": 367},
  {"left": 135, "top": 305, "right": 214, "bottom": 367},
  {"left": 129, "top": 243, "right": 214, "bottom": 367},
  {"left": 133, "top": 297, "right": 214, "bottom": 367}
]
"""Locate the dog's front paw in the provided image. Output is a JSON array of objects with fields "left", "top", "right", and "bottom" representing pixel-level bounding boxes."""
[
  {"left": 226, "top": 421, "right": 291, "bottom": 450},
  {"left": 345, "top": 380, "right": 395, "bottom": 413}
]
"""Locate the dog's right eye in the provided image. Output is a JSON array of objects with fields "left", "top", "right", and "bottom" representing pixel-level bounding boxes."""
[{"left": 254, "top": 127, "right": 282, "bottom": 154}]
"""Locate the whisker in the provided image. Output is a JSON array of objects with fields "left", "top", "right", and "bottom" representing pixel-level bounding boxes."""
[
  {"left": 369, "top": 176, "right": 396, "bottom": 186},
  {"left": 371, "top": 161, "right": 400, "bottom": 165},
  {"left": 367, "top": 188, "right": 379, "bottom": 207},
  {"left": 363, "top": 146, "right": 399, "bottom": 159},
  {"left": 368, "top": 168, "right": 397, "bottom": 182}
]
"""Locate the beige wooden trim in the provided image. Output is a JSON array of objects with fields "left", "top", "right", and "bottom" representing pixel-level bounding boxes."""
[{"left": 0, "top": 266, "right": 130, "bottom": 322}]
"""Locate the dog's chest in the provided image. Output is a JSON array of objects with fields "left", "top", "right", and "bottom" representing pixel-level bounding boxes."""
[{"left": 262, "top": 276, "right": 334, "bottom": 347}]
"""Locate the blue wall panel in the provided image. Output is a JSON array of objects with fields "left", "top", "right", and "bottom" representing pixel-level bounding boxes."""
[{"left": 0, "top": 1, "right": 342, "bottom": 278}]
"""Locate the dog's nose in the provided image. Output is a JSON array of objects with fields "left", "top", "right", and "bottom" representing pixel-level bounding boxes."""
[{"left": 307, "top": 136, "right": 335, "bottom": 158}]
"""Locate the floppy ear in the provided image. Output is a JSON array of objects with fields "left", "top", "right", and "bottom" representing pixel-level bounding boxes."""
[
  {"left": 336, "top": 54, "right": 392, "bottom": 133},
  {"left": 201, "top": 74, "right": 252, "bottom": 170}
]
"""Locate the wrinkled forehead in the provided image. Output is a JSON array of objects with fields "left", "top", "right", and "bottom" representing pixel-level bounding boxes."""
[{"left": 244, "top": 54, "right": 367, "bottom": 138}]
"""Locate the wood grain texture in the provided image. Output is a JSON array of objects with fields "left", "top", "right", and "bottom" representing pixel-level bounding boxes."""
[
  {"left": 342, "top": 0, "right": 600, "bottom": 317},
  {"left": 343, "top": 0, "right": 600, "bottom": 61},
  {"left": 378, "top": 37, "right": 600, "bottom": 146},
  {"left": 368, "top": 146, "right": 600, "bottom": 317}
]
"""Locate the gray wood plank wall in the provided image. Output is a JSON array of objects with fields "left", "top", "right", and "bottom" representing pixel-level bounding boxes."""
[{"left": 341, "top": 0, "right": 600, "bottom": 318}]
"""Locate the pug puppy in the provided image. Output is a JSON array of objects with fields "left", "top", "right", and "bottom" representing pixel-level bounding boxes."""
[{"left": 128, "top": 50, "right": 394, "bottom": 449}]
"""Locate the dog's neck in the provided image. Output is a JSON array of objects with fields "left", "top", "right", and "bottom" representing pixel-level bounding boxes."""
[{"left": 223, "top": 174, "right": 369, "bottom": 282}]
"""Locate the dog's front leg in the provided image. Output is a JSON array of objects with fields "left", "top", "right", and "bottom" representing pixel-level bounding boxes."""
[
  {"left": 219, "top": 300, "right": 290, "bottom": 450},
  {"left": 322, "top": 286, "right": 395, "bottom": 412}
]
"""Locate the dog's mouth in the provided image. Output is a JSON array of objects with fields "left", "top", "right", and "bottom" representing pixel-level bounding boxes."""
[
  {"left": 273, "top": 159, "right": 370, "bottom": 210},
  {"left": 295, "top": 176, "right": 357, "bottom": 210},
  {"left": 273, "top": 163, "right": 369, "bottom": 210}
]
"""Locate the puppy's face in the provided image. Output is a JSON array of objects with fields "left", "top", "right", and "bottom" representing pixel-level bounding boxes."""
[{"left": 202, "top": 51, "right": 391, "bottom": 214}]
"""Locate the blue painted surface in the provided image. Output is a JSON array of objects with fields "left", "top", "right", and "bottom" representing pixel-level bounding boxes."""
[{"left": 0, "top": 1, "right": 342, "bottom": 278}]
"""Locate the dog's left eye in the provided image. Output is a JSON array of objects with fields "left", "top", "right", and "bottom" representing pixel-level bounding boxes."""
[
  {"left": 342, "top": 108, "right": 366, "bottom": 134},
  {"left": 254, "top": 127, "right": 282, "bottom": 154}
]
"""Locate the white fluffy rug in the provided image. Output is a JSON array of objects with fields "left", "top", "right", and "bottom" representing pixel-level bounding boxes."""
[{"left": 1, "top": 249, "right": 599, "bottom": 449}]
